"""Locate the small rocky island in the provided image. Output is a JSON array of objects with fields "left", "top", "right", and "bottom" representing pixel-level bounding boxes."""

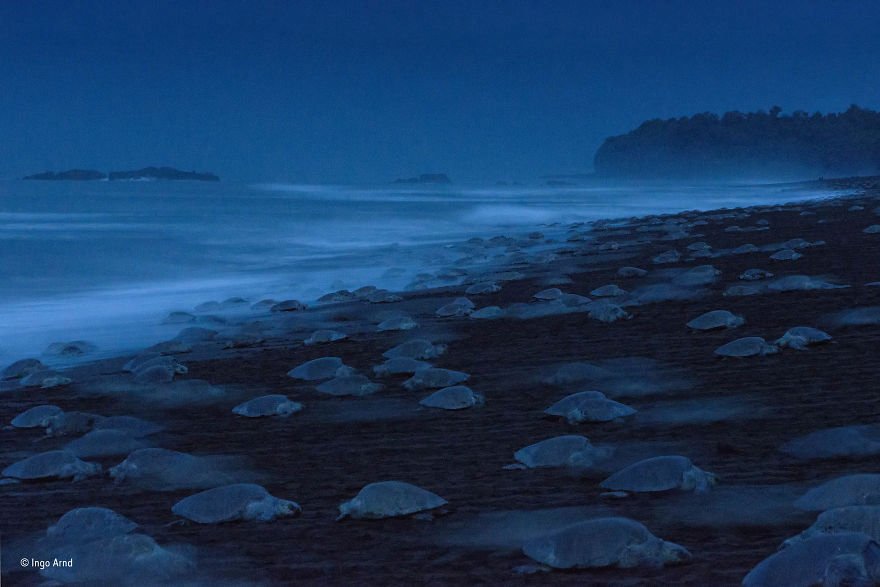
[
  {"left": 393, "top": 173, "right": 452, "bottom": 184},
  {"left": 23, "top": 169, "right": 106, "bottom": 181},
  {"left": 24, "top": 166, "right": 219, "bottom": 182}
]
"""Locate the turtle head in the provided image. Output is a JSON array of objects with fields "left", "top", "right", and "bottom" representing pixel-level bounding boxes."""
[
  {"left": 276, "top": 499, "right": 303, "bottom": 518},
  {"left": 683, "top": 466, "right": 718, "bottom": 493},
  {"left": 336, "top": 498, "right": 357, "bottom": 521},
  {"left": 660, "top": 541, "right": 693, "bottom": 566}
]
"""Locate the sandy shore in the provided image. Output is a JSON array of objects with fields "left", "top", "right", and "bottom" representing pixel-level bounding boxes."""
[{"left": 3, "top": 178, "right": 880, "bottom": 585}]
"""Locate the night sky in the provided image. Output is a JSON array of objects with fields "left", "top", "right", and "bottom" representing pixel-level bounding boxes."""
[{"left": 1, "top": 0, "right": 878, "bottom": 182}]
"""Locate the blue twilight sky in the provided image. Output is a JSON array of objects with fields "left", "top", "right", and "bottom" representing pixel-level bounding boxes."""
[{"left": 1, "top": 0, "right": 879, "bottom": 182}]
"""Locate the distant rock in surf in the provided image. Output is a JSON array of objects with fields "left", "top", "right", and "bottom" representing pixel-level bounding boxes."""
[
  {"left": 108, "top": 167, "right": 219, "bottom": 181},
  {"left": 393, "top": 173, "right": 451, "bottom": 184},
  {"left": 23, "top": 166, "right": 219, "bottom": 181},
  {"left": 24, "top": 169, "right": 106, "bottom": 181}
]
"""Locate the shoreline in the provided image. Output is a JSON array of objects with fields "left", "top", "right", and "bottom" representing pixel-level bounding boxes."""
[
  {"left": 3, "top": 177, "right": 880, "bottom": 584},
  {"left": 0, "top": 178, "right": 854, "bottom": 366}
]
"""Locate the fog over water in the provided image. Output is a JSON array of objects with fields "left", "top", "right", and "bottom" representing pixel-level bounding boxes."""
[{"left": 0, "top": 179, "right": 839, "bottom": 363}]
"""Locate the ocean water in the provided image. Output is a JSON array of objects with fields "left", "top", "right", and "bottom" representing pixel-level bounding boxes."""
[{"left": 0, "top": 179, "right": 838, "bottom": 364}]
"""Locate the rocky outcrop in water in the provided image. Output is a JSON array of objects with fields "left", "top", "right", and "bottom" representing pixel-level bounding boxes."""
[
  {"left": 24, "top": 169, "right": 106, "bottom": 181},
  {"left": 24, "top": 166, "right": 219, "bottom": 182},
  {"left": 393, "top": 173, "right": 451, "bottom": 184}
]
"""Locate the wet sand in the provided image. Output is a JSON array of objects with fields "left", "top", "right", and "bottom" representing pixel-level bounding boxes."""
[{"left": 3, "top": 179, "right": 880, "bottom": 585}]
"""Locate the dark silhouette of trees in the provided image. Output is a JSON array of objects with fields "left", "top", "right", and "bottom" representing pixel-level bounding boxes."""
[{"left": 594, "top": 106, "right": 880, "bottom": 178}]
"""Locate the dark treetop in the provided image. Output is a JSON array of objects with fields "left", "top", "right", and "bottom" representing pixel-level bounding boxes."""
[{"left": 594, "top": 106, "right": 880, "bottom": 179}]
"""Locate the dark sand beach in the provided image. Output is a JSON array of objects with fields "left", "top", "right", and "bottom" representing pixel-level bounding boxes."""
[{"left": 3, "top": 178, "right": 880, "bottom": 586}]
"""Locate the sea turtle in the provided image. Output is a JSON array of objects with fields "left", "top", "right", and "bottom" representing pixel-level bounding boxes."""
[
  {"left": 600, "top": 455, "right": 717, "bottom": 494},
  {"left": 768, "top": 275, "right": 847, "bottom": 292},
  {"left": 522, "top": 517, "right": 692, "bottom": 570},
  {"left": 133, "top": 363, "right": 180, "bottom": 383},
  {"left": 673, "top": 265, "right": 721, "bottom": 286},
  {"left": 436, "top": 297, "right": 475, "bottom": 317},
  {"left": 172, "top": 483, "right": 301, "bottom": 523},
  {"left": 287, "top": 357, "right": 355, "bottom": 381},
  {"left": 316, "top": 375, "right": 383, "bottom": 397},
  {"left": 109, "top": 448, "right": 233, "bottom": 490},
  {"left": 233, "top": 394, "right": 303, "bottom": 417},
  {"left": 194, "top": 301, "right": 221, "bottom": 312},
  {"left": 270, "top": 299, "right": 307, "bottom": 312},
  {"left": 47, "top": 507, "right": 138, "bottom": 543},
  {"left": 732, "top": 243, "right": 760, "bottom": 254},
  {"left": 686, "top": 310, "right": 745, "bottom": 331},
  {"left": 11, "top": 404, "right": 63, "bottom": 428},
  {"left": 617, "top": 267, "right": 648, "bottom": 278},
  {"left": 586, "top": 300, "right": 631, "bottom": 323},
  {"left": 366, "top": 290, "right": 403, "bottom": 304},
  {"left": 303, "top": 330, "right": 347, "bottom": 345},
  {"left": 770, "top": 248, "right": 802, "bottom": 261},
  {"left": 714, "top": 337, "right": 778, "bottom": 357},
  {"left": 403, "top": 368, "right": 469, "bottom": 391},
  {"left": 40, "top": 532, "right": 194, "bottom": 585},
  {"left": 740, "top": 268, "right": 774, "bottom": 281},
  {"left": 628, "top": 283, "right": 699, "bottom": 304},
  {"left": 64, "top": 429, "right": 152, "bottom": 458},
  {"left": 19, "top": 370, "right": 72, "bottom": 388},
  {"left": 590, "top": 284, "right": 627, "bottom": 297},
  {"left": 44, "top": 340, "right": 97, "bottom": 357},
  {"left": 94, "top": 416, "right": 163, "bottom": 437},
  {"left": 127, "top": 355, "right": 188, "bottom": 377},
  {"left": 780, "top": 424, "right": 880, "bottom": 459},
  {"left": 470, "top": 306, "right": 505, "bottom": 319},
  {"left": 173, "top": 327, "right": 218, "bottom": 342},
  {"left": 1, "top": 357, "right": 46, "bottom": 380},
  {"left": 382, "top": 339, "right": 447, "bottom": 360},
  {"left": 533, "top": 288, "right": 564, "bottom": 301},
  {"left": 742, "top": 533, "right": 880, "bottom": 587},
  {"left": 221, "top": 296, "right": 248, "bottom": 308},
  {"left": 652, "top": 250, "right": 681, "bottom": 264},
  {"left": 354, "top": 285, "right": 379, "bottom": 297},
  {"left": 146, "top": 340, "right": 192, "bottom": 355},
  {"left": 251, "top": 298, "right": 279, "bottom": 310},
  {"left": 163, "top": 311, "right": 195, "bottom": 324},
  {"left": 377, "top": 316, "right": 419, "bottom": 332},
  {"left": 419, "top": 386, "right": 484, "bottom": 410},
  {"left": 318, "top": 290, "right": 357, "bottom": 303},
  {"left": 687, "top": 241, "right": 712, "bottom": 252},
  {"left": 724, "top": 284, "right": 765, "bottom": 297},
  {"left": 465, "top": 282, "right": 501, "bottom": 295},
  {"left": 373, "top": 357, "right": 432, "bottom": 376},
  {"left": 781, "top": 425, "right": 880, "bottom": 460},
  {"left": 560, "top": 293, "right": 593, "bottom": 307},
  {"left": 149, "top": 379, "right": 225, "bottom": 406},
  {"left": 2, "top": 450, "right": 101, "bottom": 481},
  {"left": 544, "top": 391, "right": 636, "bottom": 424},
  {"left": 775, "top": 326, "right": 832, "bottom": 350},
  {"left": 512, "top": 435, "right": 611, "bottom": 469},
  {"left": 788, "top": 506, "right": 880, "bottom": 544},
  {"left": 337, "top": 481, "right": 447, "bottom": 520},
  {"left": 45, "top": 411, "right": 105, "bottom": 437},
  {"left": 795, "top": 474, "right": 880, "bottom": 511}
]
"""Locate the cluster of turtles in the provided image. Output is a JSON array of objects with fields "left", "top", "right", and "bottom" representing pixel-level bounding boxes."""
[{"left": 3, "top": 194, "right": 880, "bottom": 584}]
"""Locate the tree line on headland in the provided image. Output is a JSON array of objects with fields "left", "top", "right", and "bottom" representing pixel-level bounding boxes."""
[{"left": 594, "top": 105, "right": 880, "bottom": 179}]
